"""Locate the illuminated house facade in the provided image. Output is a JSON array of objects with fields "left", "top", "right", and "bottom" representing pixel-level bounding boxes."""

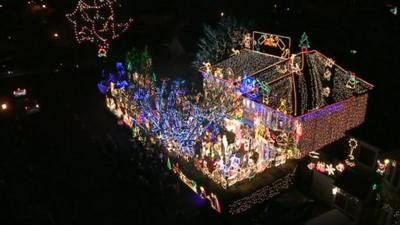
[
  {"left": 199, "top": 32, "right": 374, "bottom": 178},
  {"left": 101, "top": 32, "right": 373, "bottom": 214}
]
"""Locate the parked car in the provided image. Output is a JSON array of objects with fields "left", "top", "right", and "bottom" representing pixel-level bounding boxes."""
[
  {"left": 24, "top": 98, "right": 40, "bottom": 114},
  {"left": 13, "top": 88, "right": 27, "bottom": 97}
]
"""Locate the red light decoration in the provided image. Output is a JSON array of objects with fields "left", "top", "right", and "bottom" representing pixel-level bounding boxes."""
[
  {"left": 66, "top": 0, "right": 133, "bottom": 57},
  {"left": 98, "top": 44, "right": 108, "bottom": 57}
]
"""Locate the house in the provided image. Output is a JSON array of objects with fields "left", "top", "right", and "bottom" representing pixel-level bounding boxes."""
[
  {"left": 101, "top": 31, "right": 374, "bottom": 214},
  {"left": 198, "top": 31, "right": 374, "bottom": 189},
  {"left": 304, "top": 135, "right": 400, "bottom": 225}
]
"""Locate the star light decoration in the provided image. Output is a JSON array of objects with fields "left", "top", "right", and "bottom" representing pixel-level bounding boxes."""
[{"left": 66, "top": 0, "right": 133, "bottom": 57}]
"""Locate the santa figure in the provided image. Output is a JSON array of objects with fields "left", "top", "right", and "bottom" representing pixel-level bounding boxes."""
[
  {"left": 293, "top": 120, "right": 303, "bottom": 143},
  {"left": 243, "top": 33, "right": 252, "bottom": 49}
]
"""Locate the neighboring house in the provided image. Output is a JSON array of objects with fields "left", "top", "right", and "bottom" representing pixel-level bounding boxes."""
[
  {"left": 305, "top": 209, "right": 353, "bottom": 225},
  {"left": 332, "top": 166, "right": 380, "bottom": 224},
  {"left": 374, "top": 150, "right": 400, "bottom": 225},
  {"left": 305, "top": 136, "right": 400, "bottom": 225}
]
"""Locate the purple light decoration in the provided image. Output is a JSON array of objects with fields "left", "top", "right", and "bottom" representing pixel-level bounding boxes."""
[
  {"left": 300, "top": 102, "right": 344, "bottom": 122},
  {"left": 187, "top": 190, "right": 207, "bottom": 208}
]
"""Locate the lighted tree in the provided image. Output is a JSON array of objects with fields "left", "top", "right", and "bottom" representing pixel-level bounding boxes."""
[
  {"left": 192, "top": 17, "right": 251, "bottom": 68},
  {"left": 66, "top": 0, "right": 133, "bottom": 57},
  {"left": 125, "top": 46, "right": 152, "bottom": 81},
  {"left": 298, "top": 32, "right": 311, "bottom": 50}
]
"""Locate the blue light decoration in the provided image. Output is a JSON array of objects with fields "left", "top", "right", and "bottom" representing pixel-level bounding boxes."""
[
  {"left": 115, "top": 80, "right": 129, "bottom": 89},
  {"left": 97, "top": 81, "right": 108, "bottom": 94},
  {"left": 116, "top": 61, "right": 126, "bottom": 78},
  {"left": 240, "top": 73, "right": 259, "bottom": 100},
  {"left": 103, "top": 76, "right": 221, "bottom": 157},
  {"left": 98, "top": 61, "right": 129, "bottom": 91}
]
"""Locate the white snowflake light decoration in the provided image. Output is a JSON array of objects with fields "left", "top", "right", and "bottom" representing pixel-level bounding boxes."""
[{"left": 66, "top": 0, "right": 133, "bottom": 57}]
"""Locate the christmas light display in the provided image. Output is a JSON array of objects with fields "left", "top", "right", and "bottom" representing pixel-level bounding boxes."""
[
  {"left": 99, "top": 31, "right": 373, "bottom": 214},
  {"left": 252, "top": 31, "right": 291, "bottom": 58},
  {"left": 307, "top": 137, "right": 359, "bottom": 176},
  {"left": 228, "top": 170, "right": 295, "bottom": 214},
  {"left": 376, "top": 158, "right": 397, "bottom": 177},
  {"left": 66, "top": 0, "right": 133, "bottom": 57},
  {"left": 298, "top": 32, "right": 311, "bottom": 51},
  {"left": 172, "top": 162, "right": 221, "bottom": 213}
]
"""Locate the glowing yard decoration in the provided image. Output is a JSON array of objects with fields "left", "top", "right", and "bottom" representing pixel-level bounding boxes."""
[
  {"left": 307, "top": 138, "right": 360, "bottom": 176},
  {"left": 98, "top": 45, "right": 108, "bottom": 57},
  {"left": 172, "top": 163, "right": 221, "bottom": 213},
  {"left": 308, "top": 151, "right": 320, "bottom": 159},
  {"left": 345, "top": 138, "right": 358, "bottom": 167},
  {"left": 346, "top": 71, "right": 359, "bottom": 89},
  {"left": 298, "top": 32, "right": 311, "bottom": 50},
  {"left": 242, "top": 33, "right": 252, "bottom": 49},
  {"left": 252, "top": 31, "right": 291, "bottom": 58},
  {"left": 66, "top": 0, "right": 133, "bottom": 57},
  {"left": 376, "top": 159, "right": 395, "bottom": 176},
  {"left": 325, "top": 164, "right": 336, "bottom": 175},
  {"left": 240, "top": 74, "right": 259, "bottom": 99}
]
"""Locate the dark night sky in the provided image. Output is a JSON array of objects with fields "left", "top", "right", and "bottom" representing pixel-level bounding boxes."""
[{"left": 1, "top": 0, "right": 399, "bottom": 148}]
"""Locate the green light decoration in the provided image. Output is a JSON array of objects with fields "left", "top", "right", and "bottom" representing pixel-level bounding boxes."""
[
  {"left": 298, "top": 32, "right": 311, "bottom": 49},
  {"left": 125, "top": 46, "right": 152, "bottom": 75},
  {"left": 125, "top": 47, "right": 140, "bottom": 72},
  {"left": 127, "top": 61, "right": 133, "bottom": 72},
  {"left": 257, "top": 79, "right": 271, "bottom": 95},
  {"left": 167, "top": 157, "right": 172, "bottom": 170},
  {"left": 192, "top": 180, "right": 197, "bottom": 190},
  {"left": 255, "top": 42, "right": 261, "bottom": 51},
  {"left": 152, "top": 72, "right": 157, "bottom": 83}
]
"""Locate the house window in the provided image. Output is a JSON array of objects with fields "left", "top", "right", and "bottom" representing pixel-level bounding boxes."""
[
  {"left": 346, "top": 198, "right": 357, "bottom": 218},
  {"left": 392, "top": 168, "right": 400, "bottom": 189},
  {"left": 335, "top": 192, "right": 346, "bottom": 210},
  {"left": 334, "top": 191, "right": 358, "bottom": 219}
]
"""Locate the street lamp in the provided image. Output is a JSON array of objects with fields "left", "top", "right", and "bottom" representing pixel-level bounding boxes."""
[
  {"left": 332, "top": 187, "right": 338, "bottom": 195},
  {"left": 1, "top": 103, "right": 7, "bottom": 110}
]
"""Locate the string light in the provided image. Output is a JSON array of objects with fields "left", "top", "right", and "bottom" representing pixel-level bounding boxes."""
[
  {"left": 252, "top": 31, "right": 291, "bottom": 58},
  {"left": 66, "top": 0, "right": 133, "bottom": 57},
  {"left": 172, "top": 162, "right": 221, "bottom": 213},
  {"left": 228, "top": 170, "right": 295, "bottom": 214}
]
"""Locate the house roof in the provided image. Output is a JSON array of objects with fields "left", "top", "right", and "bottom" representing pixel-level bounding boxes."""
[
  {"left": 209, "top": 49, "right": 283, "bottom": 80},
  {"left": 305, "top": 209, "right": 352, "bottom": 225},
  {"left": 254, "top": 50, "right": 374, "bottom": 116},
  {"left": 334, "top": 167, "right": 380, "bottom": 199},
  {"left": 200, "top": 49, "right": 374, "bottom": 117}
]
